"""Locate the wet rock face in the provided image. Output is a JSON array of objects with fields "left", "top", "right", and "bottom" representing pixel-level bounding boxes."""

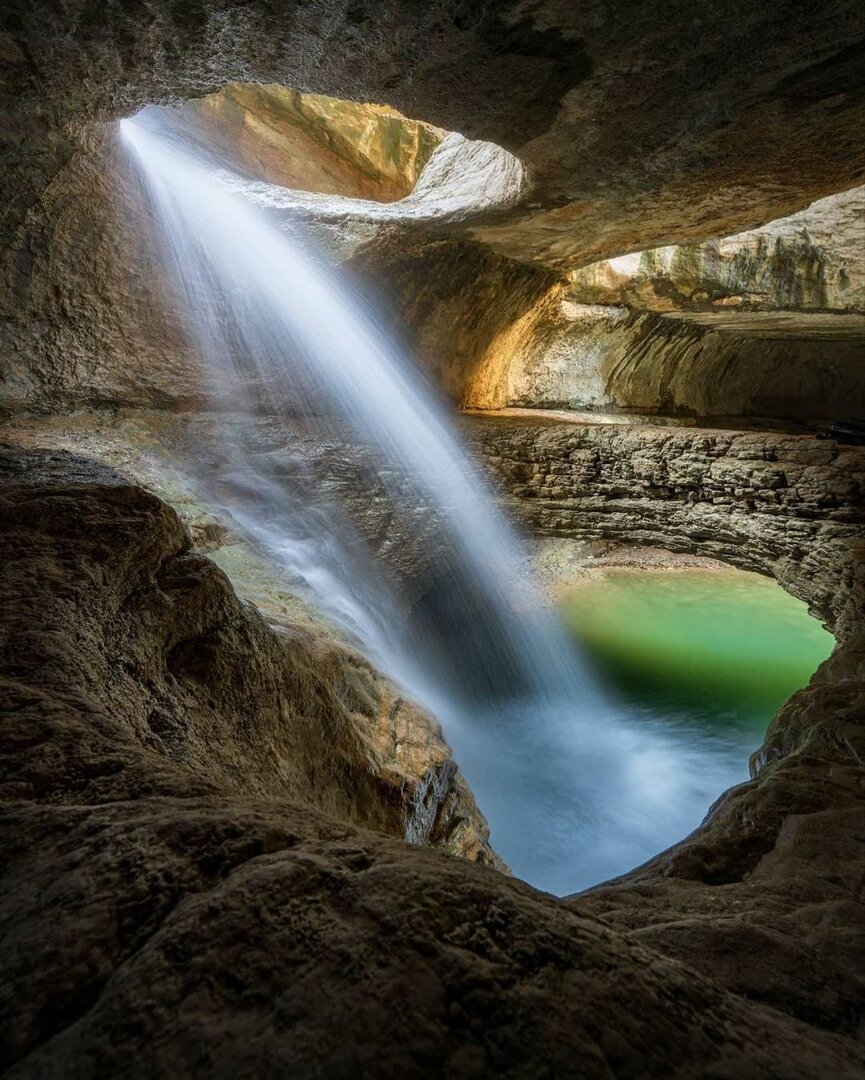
[{"left": 3, "top": 444, "right": 865, "bottom": 1077}]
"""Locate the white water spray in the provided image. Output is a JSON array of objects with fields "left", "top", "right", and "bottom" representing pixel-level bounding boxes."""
[{"left": 120, "top": 107, "right": 744, "bottom": 894}]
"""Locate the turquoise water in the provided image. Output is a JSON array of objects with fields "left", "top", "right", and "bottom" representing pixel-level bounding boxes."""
[
  {"left": 561, "top": 567, "right": 834, "bottom": 760},
  {"left": 437, "top": 565, "right": 834, "bottom": 895}
]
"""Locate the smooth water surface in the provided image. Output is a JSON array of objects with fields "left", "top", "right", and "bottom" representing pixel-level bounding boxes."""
[{"left": 561, "top": 566, "right": 833, "bottom": 791}]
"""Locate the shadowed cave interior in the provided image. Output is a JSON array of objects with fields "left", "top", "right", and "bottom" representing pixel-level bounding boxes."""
[{"left": 1, "top": 5, "right": 865, "bottom": 1077}]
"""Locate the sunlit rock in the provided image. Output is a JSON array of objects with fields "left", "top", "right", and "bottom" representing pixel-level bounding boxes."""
[
  {"left": 189, "top": 83, "right": 444, "bottom": 201},
  {"left": 568, "top": 186, "right": 865, "bottom": 313}
]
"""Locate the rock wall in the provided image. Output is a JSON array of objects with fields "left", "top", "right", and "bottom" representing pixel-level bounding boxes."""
[
  {"left": 0, "top": 124, "right": 203, "bottom": 419},
  {"left": 475, "top": 188, "right": 865, "bottom": 420},
  {"left": 467, "top": 415, "right": 865, "bottom": 1034},
  {"left": 2, "top": 0, "right": 865, "bottom": 419},
  {"left": 0, "top": 445, "right": 498, "bottom": 867},
  {"left": 568, "top": 185, "right": 865, "bottom": 313},
  {"left": 3, "top": 0, "right": 864, "bottom": 273},
  {"left": 342, "top": 185, "right": 865, "bottom": 422},
  {"left": 502, "top": 304, "right": 865, "bottom": 420},
  {"left": 2, "top": 2, "right": 865, "bottom": 1070},
  {"left": 0, "top": 93, "right": 531, "bottom": 418},
  {"left": 469, "top": 417, "right": 863, "bottom": 631},
  {"left": 3, "top": 2, "right": 863, "bottom": 422},
  {"left": 347, "top": 232, "right": 562, "bottom": 408}
]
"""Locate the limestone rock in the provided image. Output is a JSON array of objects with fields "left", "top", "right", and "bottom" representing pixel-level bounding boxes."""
[
  {"left": 3, "top": 0, "right": 864, "bottom": 271},
  {"left": 500, "top": 304, "right": 865, "bottom": 420},
  {"left": 567, "top": 186, "right": 865, "bottom": 313},
  {"left": 468, "top": 415, "right": 865, "bottom": 1036}
]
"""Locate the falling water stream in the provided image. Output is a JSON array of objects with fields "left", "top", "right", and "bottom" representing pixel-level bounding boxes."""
[{"left": 120, "top": 108, "right": 821, "bottom": 895}]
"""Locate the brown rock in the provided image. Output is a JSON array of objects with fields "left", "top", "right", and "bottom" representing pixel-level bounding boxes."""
[{"left": 2, "top": 443, "right": 865, "bottom": 1077}]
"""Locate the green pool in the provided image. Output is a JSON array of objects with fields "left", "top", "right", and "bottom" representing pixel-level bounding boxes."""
[{"left": 560, "top": 567, "right": 834, "bottom": 742}]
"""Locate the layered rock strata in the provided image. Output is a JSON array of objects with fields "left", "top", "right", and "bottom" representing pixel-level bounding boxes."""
[
  {"left": 343, "top": 181, "right": 865, "bottom": 420},
  {"left": 467, "top": 415, "right": 865, "bottom": 1037}
]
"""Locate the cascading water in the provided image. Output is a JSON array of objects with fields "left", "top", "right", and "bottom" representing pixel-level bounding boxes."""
[{"left": 120, "top": 106, "right": 743, "bottom": 894}]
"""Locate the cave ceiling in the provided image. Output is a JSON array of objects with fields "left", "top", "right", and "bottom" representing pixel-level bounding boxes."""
[{"left": 1, "top": 0, "right": 864, "bottom": 270}]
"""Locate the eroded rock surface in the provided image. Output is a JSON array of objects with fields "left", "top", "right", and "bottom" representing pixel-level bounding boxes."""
[
  {"left": 2, "top": 2, "right": 865, "bottom": 1071},
  {"left": 568, "top": 185, "right": 865, "bottom": 314},
  {"left": 0, "top": 445, "right": 498, "bottom": 868},
  {"left": 501, "top": 304, "right": 865, "bottom": 420},
  {"left": 342, "top": 198, "right": 865, "bottom": 418},
  {"left": 2, "top": 441, "right": 865, "bottom": 1077},
  {"left": 2, "top": 0, "right": 864, "bottom": 269},
  {"left": 470, "top": 416, "right": 864, "bottom": 632}
]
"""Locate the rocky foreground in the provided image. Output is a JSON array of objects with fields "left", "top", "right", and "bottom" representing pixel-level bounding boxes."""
[{"left": 2, "top": 424, "right": 864, "bottom": 1076}]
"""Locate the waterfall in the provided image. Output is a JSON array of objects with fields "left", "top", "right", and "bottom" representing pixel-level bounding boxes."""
[{"left": 120, "top": 108, "right": 741, "bottom": 895}]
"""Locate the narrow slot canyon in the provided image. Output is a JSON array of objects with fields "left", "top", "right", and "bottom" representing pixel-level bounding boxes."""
[{"left": 1, "top": 5, "right": 864, "bottom": 1077}]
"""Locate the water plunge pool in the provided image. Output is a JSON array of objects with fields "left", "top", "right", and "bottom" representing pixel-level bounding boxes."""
[
  {"left": 550, "top": 561, "right": 834, "bottom": 889},
  {"left": 560, "top": 564, "right": 833, "bottom": 749},
  {"left": 453, "top": 554, "right": 834, "bottom": 897}
]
